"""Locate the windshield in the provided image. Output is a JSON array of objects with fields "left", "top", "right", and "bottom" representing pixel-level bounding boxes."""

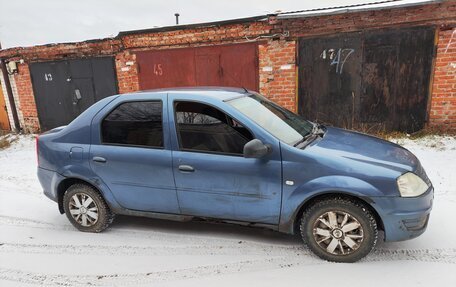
[{"left": 227, "top": 93, "right": 313, "bottom": 145}]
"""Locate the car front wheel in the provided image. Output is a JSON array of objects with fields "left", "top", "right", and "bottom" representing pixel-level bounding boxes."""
[
  {"left": 63, "top": 183, "right": 114, "bottom": 232},
  {"left": 300, "top": 197, "right": 378, "bottom": 262}
]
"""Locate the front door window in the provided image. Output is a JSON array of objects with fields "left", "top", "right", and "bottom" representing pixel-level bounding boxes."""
[{"left": 174, "top": 101, "right": 253, "bottom": 155}]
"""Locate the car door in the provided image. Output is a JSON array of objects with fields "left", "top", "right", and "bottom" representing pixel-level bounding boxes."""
[
  {"left": 89, "top": 95, "right": 180, "bottom": 213},
  {"left": 168, "top": 95, "right": 282, "bottom": 224}
]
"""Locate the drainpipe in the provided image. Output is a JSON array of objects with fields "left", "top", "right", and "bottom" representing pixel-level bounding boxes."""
[{"left": 0, "top": 42, "right": 21, "bottom": 132}]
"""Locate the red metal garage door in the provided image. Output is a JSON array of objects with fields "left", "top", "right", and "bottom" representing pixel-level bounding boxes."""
[{"left": 136, "top": 42, "right": 258, "bottom": 91}]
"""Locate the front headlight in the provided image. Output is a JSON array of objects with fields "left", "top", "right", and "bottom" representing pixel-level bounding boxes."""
[{"left": 397, "top": 172, "right": 429, "bottom": 197}]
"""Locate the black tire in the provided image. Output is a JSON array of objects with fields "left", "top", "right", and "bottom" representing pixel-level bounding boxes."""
[
  {"left": 63, "top": 183, "right": 114, "bottom": 232},
  {"left": 300, "top": 197, "right": 378, "bottom": 263}
]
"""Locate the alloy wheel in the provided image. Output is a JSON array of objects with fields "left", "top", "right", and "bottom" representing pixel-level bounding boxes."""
[
  {"left": 312, "top": 210, "right": 364, "bottom": 255},
  {"left": 68, "top": 193, "right": 99, "bottom": 227}
]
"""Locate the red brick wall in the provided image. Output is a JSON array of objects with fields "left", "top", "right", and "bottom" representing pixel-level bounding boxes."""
[
  {"left": 276, "top": 2, "right": 455, "bottom": 38},
  {"left": 12, "top": 63, "right": 39, "bottom": 133},
  {"left": 0, "top": 39, "right": 122, "bottom": 62},
  {"left": 429, "top": 28, "right": 456, "bottom": 131},
  {"left": 1, "top": 2, "right": 456, "bottom": 132},
  {"left": 121, "top": 22, "right": 271, "bottom": 50},
  {"left": 273, "top": 1, "right": 456, "bottom": 130},
  {"left": 115, "top": 51, "right": 139, "bottom": 94},
  {"left": 258, "top": 40, "right": 296, "bottom": 111},
  {"left": 0, "top": 40, "right": 122, "bottom": 132},
  {"left": 120, "top": 22, "right": 298, "bottom": 110}
]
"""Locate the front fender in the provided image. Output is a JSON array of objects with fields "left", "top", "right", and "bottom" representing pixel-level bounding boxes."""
[
  {"left": 57, "top": 164, "right": 123, "bottom": 212},
  {"left": 278, "top": 175, "right": 385, "bottom": 234}
]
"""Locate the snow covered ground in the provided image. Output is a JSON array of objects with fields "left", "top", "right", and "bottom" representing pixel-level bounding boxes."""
[{"left": 0, "top": 134, "right": 455, "bottom": 286}]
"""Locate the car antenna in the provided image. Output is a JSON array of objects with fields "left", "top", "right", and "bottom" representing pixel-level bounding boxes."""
[{"left": 242, "top": 87, "right": 249, "bottom": 93}]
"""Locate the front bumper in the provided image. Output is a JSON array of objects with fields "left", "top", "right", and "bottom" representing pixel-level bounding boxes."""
[{"left": 373, "top": 186, "right": 434, "bottom": 242}]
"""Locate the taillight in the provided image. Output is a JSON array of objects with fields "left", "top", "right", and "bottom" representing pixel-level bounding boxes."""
[{"left": 35, "top": 135, "right": 39, "bottom": 166}]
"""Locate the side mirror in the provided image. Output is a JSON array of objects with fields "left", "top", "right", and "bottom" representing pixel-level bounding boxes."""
[{"left": 243, "top": 139, "right": 271, "bottom": 158}]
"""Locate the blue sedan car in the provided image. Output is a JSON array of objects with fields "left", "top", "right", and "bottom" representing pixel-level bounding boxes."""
[{"left": 37, "top": 87, "right": 433, "bottom": 262}]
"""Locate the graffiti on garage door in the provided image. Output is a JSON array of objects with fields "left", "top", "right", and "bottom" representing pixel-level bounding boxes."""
[{"left": 298, "top": 26, "right": 435, "bottom": 133}]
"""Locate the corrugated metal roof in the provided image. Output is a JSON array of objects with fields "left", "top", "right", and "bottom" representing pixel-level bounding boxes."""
[{"left": 277, "top": 0, "right": 442, "bottom": 19}]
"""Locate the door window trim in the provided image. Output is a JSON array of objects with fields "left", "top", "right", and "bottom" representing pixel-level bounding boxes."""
[
  {"left": 100, "top": 99, "right": 165, "bottom": 150},
  {"left": 172, "top": 99, "right": 255, "bottom": 157}
]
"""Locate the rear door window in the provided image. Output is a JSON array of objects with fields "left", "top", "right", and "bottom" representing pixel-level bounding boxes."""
[
  {"left": 102, "top": 101, "right": 163, "bottom": 148},
  {"left": 174, "top": 101, "right": 253, "bottom": 155}
]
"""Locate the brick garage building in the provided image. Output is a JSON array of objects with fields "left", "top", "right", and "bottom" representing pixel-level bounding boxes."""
[{"left": 0, "top": 0, "right": 455, "bottom": 133}]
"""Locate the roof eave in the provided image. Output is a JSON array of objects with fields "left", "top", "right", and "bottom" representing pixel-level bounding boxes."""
[
  {"left": 117, "top": 15, "right": 269, "bottom": 37},
  {"left": 277, "top": 0, "right": 443, "bottom": 20}
]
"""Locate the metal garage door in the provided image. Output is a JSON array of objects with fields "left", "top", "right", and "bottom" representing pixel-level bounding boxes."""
[
  {"left": 136, "top": 42, "right": 259, "bottom": 91},
  {"left": 0, "top": 84, "right": 10, "bottom": 130},
  {"left": 30, "top": 57, "right": 118, "bottom": 131},
  {"left": 298, "top": 26, "right": 435, "bottom": 133}
]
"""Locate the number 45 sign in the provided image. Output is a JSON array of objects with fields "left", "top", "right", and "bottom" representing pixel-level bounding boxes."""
[{"left": 153, "top": 64, "right": 163, "bottom": 76}]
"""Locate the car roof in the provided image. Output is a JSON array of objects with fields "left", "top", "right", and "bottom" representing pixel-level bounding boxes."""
[{"left": 118, "top": 86, "right": 250, "bottom": 101}]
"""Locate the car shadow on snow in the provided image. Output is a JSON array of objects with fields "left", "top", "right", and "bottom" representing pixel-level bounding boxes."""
[
  {"left": 110, "top": 215, "right": 301, "bottom": 245},
  {"left": 95, "top": 217, "right": 455, "bottom": 264}
]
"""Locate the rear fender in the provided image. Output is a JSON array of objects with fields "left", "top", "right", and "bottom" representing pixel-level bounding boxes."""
[{"left": 57, "top": 165, "right": 122, "bottom": 211}]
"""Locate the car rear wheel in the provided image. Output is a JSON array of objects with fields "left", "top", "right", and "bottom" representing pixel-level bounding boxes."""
[
  {"left": 63, "top": 183, "right": 114, "bottom": 232},
  {"left": 300, "top": 197, "right": 378, "bottom": 262}
]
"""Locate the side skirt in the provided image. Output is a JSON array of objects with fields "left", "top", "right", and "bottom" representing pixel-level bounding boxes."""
[{"left": 114, "top": 208, "right": 280, "bottom": 232}]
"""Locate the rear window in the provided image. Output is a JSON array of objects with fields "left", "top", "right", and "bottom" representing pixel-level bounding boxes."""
[{"left": 102, "top": 101, "right": 163, "bottom": 148}]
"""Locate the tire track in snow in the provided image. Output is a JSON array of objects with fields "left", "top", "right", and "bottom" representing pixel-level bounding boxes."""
[
  {"left": 0, "top": 242, "right": 303, "bottom": 257},
  {"left": 369, "top": 248, "right": 456, "bottom": 264},
  {"left": 1, "top": 247, "right": 455, "bottom": 287},
  {"left": 0, "top": 214, "right": 297, "bottom": 246},
  {"left": 1, "top": 240, "right": 455, "bottom": 264},
  {"left": 2, "top": 215, "right": 456, "bottom": 263},
  {"left": 0, "top": 257, "right": 323, "bottom": 287},
  {"left": 0, "top": 215, "right": 68, "bottom": 229}
]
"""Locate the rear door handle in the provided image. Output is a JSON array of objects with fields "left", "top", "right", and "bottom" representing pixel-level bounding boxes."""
[
  {"left": 92, "top": 156, "right": 107, "bottom": 163},
  {"left": 178, "top": 165, "right": 194, "bottom": 172}
]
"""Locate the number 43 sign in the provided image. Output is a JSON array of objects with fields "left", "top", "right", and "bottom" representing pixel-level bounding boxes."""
[{"left": 44, "top": 73, "right": 53, "bottom": 81}]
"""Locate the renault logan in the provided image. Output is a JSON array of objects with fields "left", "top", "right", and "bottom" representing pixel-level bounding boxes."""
[{"left": 37, "top": 87, "right": 433, "bottom": 262}]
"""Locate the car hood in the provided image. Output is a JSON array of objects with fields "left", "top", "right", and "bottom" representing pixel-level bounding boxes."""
[{"left": 313, "top": 127, "right": 419, "bottom": 173}]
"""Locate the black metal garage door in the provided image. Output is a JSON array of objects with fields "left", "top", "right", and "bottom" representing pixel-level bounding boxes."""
[
  {"left": 30, "top": 57, "right": 118, "bottom": 131},
  {"left": 298, "top": 26, "right": 435, "bottom": 133}
]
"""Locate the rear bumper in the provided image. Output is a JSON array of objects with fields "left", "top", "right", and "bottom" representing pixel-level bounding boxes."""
[
  {"left": 37, "top": 167, "right": 63, "bottom": 203},
  {"left": 374, "top": 186, "right": 434, "bottom": 242}
]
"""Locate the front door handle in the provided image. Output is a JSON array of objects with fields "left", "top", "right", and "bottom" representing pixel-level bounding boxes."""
[
  {"left": 178, "top": 165, "right": 194, "bottom": 172},
  {"left": 92, "top": 156, "right": 107, "bottom": 163}
]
